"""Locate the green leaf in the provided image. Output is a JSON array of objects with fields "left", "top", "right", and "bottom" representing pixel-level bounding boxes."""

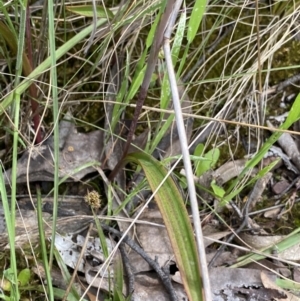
[
  {"left": 125, "top": 152, "right": 203, "bottom": 301},
  {"left": 3, "top": 269, "right": 15, "bottom": 284},
  {"left": 194, "top": 143, "right": 204, "bottom": 157},
  {"left": 187, "top": 0, "right": 208, "bottom": 43},
  {"left": 54, "top": 248, "right": 81, "bottom": 300},
  {"left": 160, "top": 71, "right": 171, "bottom": 110},
  {"left": 22, "top": 284, "right": 88, "bottom": 301},
  {"left": 172, "top": 10, "right": 186, "bottom": 66},
  {"left": 66, "top": 5, "right": 114, "bottom": 19},
  {"left": 125, "top": 65, "right": 146, "bottom": 102},
  {"left": 17, "top": 268, "right": 31, "bottom": 287},
  {"left": 125, "top": 1, "right": 166, "bottom": 103},
  {"left": 276, "top": 278, "right": 300, "bottom": 290},
  {"left": 194, "top": 145, "right": 220, "bottom": 177},
  {"left": 211, "top": 180, "right": 225, "bottom": 198}
]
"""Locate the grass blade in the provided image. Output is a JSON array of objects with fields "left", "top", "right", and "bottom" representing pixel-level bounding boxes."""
[
  {"left": 125, "top": 152, "right": 203, "bottom": 301},
  {"left": 36, "top": 186, "right": 54, "bottom": 300},
  {"left": 47, "top": 0, "right": 59, "bottom": 286},
  {"left": 187, "top": 0, "right": 207, "bottom": 44},
  {"left": 66, "top": 5, "right": 114, "bottom": 19},
  {"left": 0, "top": 168, "right": 19, "bottom": 300}
]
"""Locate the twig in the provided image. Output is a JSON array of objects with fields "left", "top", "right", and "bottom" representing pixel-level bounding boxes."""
[
  {"left": 119, "top": 243, "right": 135, "bottom": 301},
  {"left": 276, "top": 73, "right": 300, "bottom": 92}
]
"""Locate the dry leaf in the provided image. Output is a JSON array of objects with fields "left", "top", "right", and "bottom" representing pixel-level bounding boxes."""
[
  {"left": 206, "top": 251, "right": 237, "bottom": 267},
  {"left": 84, "top": 245, "right": 123, "bottom": 294},
  {"left": 55, "top": 233, "right": 115, "bottom": 273},
  {"left": 261, "top": 270, "right": 299, "bottom": 301},
  {"left": 4, "top": 122, "right": 104, "bottom": 183},
  {"left": 133, "top": 273, "right": 187, "bottom": 301},
  {"left": 210, "top": 267, "right": 280, "bottom": 300},
  {"left": 202, "top": 224, "right": 231, "bottom": 247},
  {"left": 128, "top": 208, "right": 174, "bottom": 273},
  {"left": 264, "top": 207, "right": 282, "bottom": 218}
]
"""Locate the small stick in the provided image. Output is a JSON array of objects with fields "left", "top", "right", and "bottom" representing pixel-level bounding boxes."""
[{"left": 119, "top": 243, "right": 135, "bottom": 301}]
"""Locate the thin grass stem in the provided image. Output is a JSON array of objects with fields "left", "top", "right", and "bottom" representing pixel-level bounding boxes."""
[
  {"left": 47, "top": 0, "right": 59, "bottom": 279},
  {"left": 36, "top": 185, "right": 52, "bottom": 301}
]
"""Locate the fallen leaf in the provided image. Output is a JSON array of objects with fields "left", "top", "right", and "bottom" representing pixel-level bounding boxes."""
[
  {"left": 129, "top": 208, "right": 231, "bottom": 273},
  {"left": 133, "top": 273, "right": 187, "bottom": 301},
  {"left": 4, "top": 121, "right": 104, "bottom": 183},
  {"left": 202, "top": 224, "right": 231, "bottom": 248},
  {"left": 210, "top": 267, "right": 279, "bottom": 300},
  {"left": 264, "top": 207, "right": 282, "bottom": 218},
  {"left": 55, "top": 233, "right": 115, "bottom": 273},
  {"left": 261, "top": 270, "right": 299, "bottom": 301},
  {"left": 128, "top": 208, "right": 174, "bottom": 273},
  {"left": 272, "top": 180, "right": 290, "bottom": 195}
]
